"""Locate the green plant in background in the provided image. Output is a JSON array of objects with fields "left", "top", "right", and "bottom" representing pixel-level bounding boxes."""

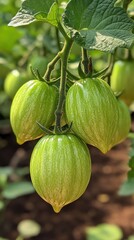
[
  {"left": 0, "top": 166, "right": 36, "bottom": 238},
  {"left": 0, "top": 219, "right": 41, "bottom": 240},
  {"left": 7, "top": 0, "right": 134, "bottom": 213},
  {"left": 86, "top": 224, "right": 123, "bottom": 240},
  {"left": 118, "top": 138, "right": 134, "bottom": 196},
  {"left": 0, "top": 166, "right": 34, "bottom": 212},
  {"left": 86, "top": 223, "right": 134, "bottom": 240},
  {"left": 16, "top": 219, "right": 41, "bottom": 240}
]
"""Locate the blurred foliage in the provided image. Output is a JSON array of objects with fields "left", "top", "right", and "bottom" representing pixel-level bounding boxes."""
[
  {"left": 118, "top": 138, "right": 134, "bottom": 196},
  {"left": 86, "top": 223, "right": 134, "bottom": 240},
  {"left": 17, "top": 219, "right": 41, "bottom": 238}
]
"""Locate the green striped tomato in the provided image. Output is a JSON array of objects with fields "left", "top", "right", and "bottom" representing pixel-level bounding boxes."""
[
  {"left": 10, "top": 80, "right": 58, "bottom": 144},
  {"left": 30, "top": 133, "right": 91, "bottom": 213},
  {"left": 110, "top": 60, "right": 134, "bottom": 105},
  {"left": 65, "top": 78, "right": 119, "bottom": 153},
  {"left": 112, "top": 99, "right": 131, "bottom": 146}
]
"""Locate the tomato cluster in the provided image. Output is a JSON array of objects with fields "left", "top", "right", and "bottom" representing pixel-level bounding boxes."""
[{"left": 10, "top": 74, "right": 131, "bottom": 212}]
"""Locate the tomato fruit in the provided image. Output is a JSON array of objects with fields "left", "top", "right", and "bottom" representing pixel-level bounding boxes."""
[
  {"left": 65, "top": 78, "right": 119, "bottom": 153},
  {"left": 10, "top": 80, "right": 58, "bottom": 144},
  {"left": 30, "top": 133, "right": 91, "bottom": 213},
  {"left": 4, "top": 69, "right": 27, "bottom": 99},
  {"left": 110, "top": 60, "right": 134, "bottom": 105},
  {"left": 112, "top": 99, "right": 131, "bottom": 146}
]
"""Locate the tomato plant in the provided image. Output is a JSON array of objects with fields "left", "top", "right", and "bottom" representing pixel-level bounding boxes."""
[{"left": 8, "top": 0, "right": 134, "bottom": 212}]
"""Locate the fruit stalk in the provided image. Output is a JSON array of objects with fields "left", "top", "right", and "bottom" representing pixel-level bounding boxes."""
[
  {"left": 43, "top": 51, "right": 61, "bottom": 81},
  {"left": 55, "top": 38, "right": 73, "bottom": 133}
]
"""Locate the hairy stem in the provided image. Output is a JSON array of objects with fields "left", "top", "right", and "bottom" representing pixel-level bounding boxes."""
[{"left": 55, "top": 38, "right": 73, "bottom": 133}]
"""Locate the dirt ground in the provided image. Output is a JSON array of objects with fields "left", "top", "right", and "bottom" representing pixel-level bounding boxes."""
[{"left": 0, "top": 120, "right": 134, "bottom": 240}]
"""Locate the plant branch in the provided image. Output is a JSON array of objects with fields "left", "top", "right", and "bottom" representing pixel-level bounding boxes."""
[
  {"left": 81, "top": 48, "right": 89, "bottom": 75},
  {"left": 55, "top": 38, "right": 73, "bottom": 133},
  {"left": 58, "top": 22, "right": 70, "bottom": 41},
  {"left": 43, "top": 51, "right": 62, "bottom": 81},
  {"left": 55, "top": 27, "right": 62, "bottom": 51}
]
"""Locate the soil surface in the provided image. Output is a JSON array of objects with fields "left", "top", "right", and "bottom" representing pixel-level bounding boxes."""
[{"left": 0, "top": 121, "right": 134, "bottom": 240}]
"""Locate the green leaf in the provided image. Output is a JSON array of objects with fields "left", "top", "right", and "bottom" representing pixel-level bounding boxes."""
[
  {"left": 0, "top": 167, "right": 13, "bottom": 176},
  {"left": 128, "top": 157, "right": 134, "bottom": 169},
  {"left": 35, "top": 2, "right": 59, "bottom": 26},
  {"left": 2, "top": 181, "right": 35, "bottom": 199},
  {"left": 8, "top": 0, "right": 59, "bottom": 27},
  {"left": 17, "top": 220, "right": 41, "bottom": 238},
  {"left": 86, "top": 224, "right": 123, "bottom": 240},
  {"left": 0, "top": 25, "right": 23, "bottom": 53},
  {"left": 118, "top": 179, "right": 134, "bottom": 196},
  {"left": 63, "top": 0, "right": 134, "bottom": 52}
]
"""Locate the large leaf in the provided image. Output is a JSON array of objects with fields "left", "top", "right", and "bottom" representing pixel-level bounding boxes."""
[
  {"left": 8, "top": 0, "right": 59, "bottom": 27},
  {"left": 63, "top": 0, "right": 134, "bottom": 52}
]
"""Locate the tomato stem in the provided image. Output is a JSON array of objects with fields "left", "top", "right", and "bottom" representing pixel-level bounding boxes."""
[
  {"left": 43, "top": 23, "right": 70, "bottom": 82},
  {"left": 58, "top": 22, "right": 70, "bottom": 41},
  {"left": 81, "top": 48, "right": 89, "bottom": 75},
  {"left": 123, "top": 0, "right": 132, "bottom": 10},
  {"left": 54, "top": 38, "right": 73, "bottom": 134},
  {"left": 43, "top": 51, "right": 61, "bottom": 81}
]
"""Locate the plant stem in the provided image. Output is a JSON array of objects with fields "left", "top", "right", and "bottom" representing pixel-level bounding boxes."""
[
  {"left": 43, "top": 51, "right": 62, "bottom": 81},
  {"left": 81, "top": 48, "right": 89, "bottom": 75},
  {"left": 58, "top": 22, "right": 70, "bottom": 40},
  {"left": 123, "top": 0, "right": 132, "bottom": 10},
  {"left": 43, "top": 23, "right": 69, "bottom": 81},
  {"left": 56, "top": 27, "right": 62, "bottom": 51},
  {"left": 55, "top": 38, "right": 73, "bottom": 133}
]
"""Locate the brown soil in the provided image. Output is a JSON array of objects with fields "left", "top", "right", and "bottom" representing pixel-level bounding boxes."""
[{"left": 0, "top": 126, "right": 134, "bottom": 240}]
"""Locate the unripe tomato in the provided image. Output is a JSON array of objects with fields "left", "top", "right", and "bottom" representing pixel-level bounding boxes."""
[
  {"left": 10, "top": 80, "right": 58, "bottom": 144},
  {"left": 110, "top": 60, "right": 134, "bottom": 105},
  {"left": 4, "top": 70, "right": 27, "bottom": 99},
  {"left": 65, "top": 78, "right": 119, "bottom": 153},
  {"left": 30, "top": 133, "right": 91, "bottom": 213},
  {"left": 112, "top": 99, "right": 131, "bottom": 146}
]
